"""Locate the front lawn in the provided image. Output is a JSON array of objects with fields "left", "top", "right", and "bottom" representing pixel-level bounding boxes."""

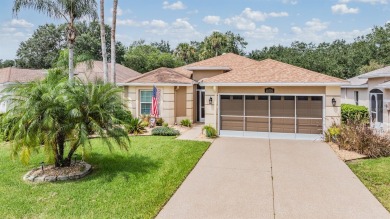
[
  {"left": 0, "top": 136, "right": 210, "bottom": 218},
  {"left": 348, "top": 157, "right": 390, "bottom": 211}
]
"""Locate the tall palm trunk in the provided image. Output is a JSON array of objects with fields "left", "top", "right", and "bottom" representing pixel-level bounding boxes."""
[
  {"left": 111, "top": 0, "right": 118, "bottom": 84},
  {"left": 67, "top": 22, "right": 77, "bottom": 82},
  {"left": 100, "top": 0, "right": 108, "bottom": 83}
]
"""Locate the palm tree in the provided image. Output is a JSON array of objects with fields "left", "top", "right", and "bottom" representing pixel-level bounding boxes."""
[
  {"left": 13, "top": 0, "right": 98, "bottom": 82},
  {"left": 111, "top": 0, "right": 118, "bottom": 84},
  {"left": 200, "top": 31, "right": 227, "bottom": 59},
  {"left": 100, "top": 0, "right": 108, "bottom": 83},
  {"left": 174, "top": 43, "right": 197, "bottom": 64},
  {"left": 1, "top": 69, "right": 130, "bottom": 167}
]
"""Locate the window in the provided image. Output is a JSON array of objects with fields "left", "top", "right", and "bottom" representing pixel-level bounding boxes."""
[
  {"left": 354, "top": 91, "right": 359, "bottom": 105},
  {"left": 140, "top": 90, "right": 152, "bottom": 115}
]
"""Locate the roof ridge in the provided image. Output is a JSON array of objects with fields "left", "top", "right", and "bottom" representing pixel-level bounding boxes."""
[{"left": 126, "top": 67, "right": 168, "bottom": 83}]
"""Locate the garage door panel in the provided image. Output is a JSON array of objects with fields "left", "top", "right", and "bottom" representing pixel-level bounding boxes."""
[
  {"left": 297, "top": 119, "right": 323, "bottom": 134},
  {"left": 221, "top": 116, "right": 243, "bottom": 131},
  {"left": 245, "top": 117, "right": 269, "bottom": 132}
]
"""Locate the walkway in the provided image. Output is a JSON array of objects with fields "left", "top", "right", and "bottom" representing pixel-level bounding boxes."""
[{"left": 157, "top": 137, "right": 389, "bottom": 219}]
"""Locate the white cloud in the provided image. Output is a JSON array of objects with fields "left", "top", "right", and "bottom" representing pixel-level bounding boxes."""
[
  {"left": 7, "top": 19, "right": 34, "bottom": 28},
  {"left": 148, "top": 19, "right": 169, "bottom": 28},
  {"left": 282, "top": 0, "right": 298, "bottom": 5},
  {"left": 163, "top": 1, "right": 186, "bottom": 10},
  {"left": 224, "top": 8, "right": 288, "bottom": 31},
  {"left": 245, "top": 25, "right": 279, "bottom": 40},
  {"left": 305, "top": 18, "right": 329, "bottom": 31},
  {"left": 225, "top": 16, "right": 256, "bottom": 31},
  {"left": 331, "top": 4, "right": 359, "bottom": 14},
  {"left": 339, "top": 0, "right": 387, "bottom": 4},
  {"left": 203, "top": 16, "right": 221, "bottom": 25},
  {"left": 116, "top": 19, "right": 139, "bottom": 26}
]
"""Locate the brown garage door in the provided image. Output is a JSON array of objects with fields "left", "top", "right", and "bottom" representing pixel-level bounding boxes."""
[{"left": 219, "top": 95, "right": 323, "bottom": 137}]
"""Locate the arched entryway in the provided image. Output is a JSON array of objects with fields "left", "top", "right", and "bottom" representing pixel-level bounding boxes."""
[{"left": 369, "top": 89, "right": 383, "bottom": 129}]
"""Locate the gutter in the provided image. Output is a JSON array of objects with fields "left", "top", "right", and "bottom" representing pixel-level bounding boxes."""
[{"left": 198, "top": 82, "right": 350, "bottom": 87}]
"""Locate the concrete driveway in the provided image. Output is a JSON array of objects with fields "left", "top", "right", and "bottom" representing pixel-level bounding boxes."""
[{"left": 157, "top": 137, "right": 390, "bottom": 219}]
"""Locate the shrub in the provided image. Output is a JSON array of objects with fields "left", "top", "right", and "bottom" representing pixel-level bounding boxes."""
[
  {"left": 325, "top": 124, "right": 340, "bottom": 142},
  {"left": 163, "top": 122, "right": 168, "bottom": 127},
  {"left": 156, "top": 118, "right": 164, "bottom": 126},
  {"left": 140, "top": 114, "right": 150, "bottom": 123},
  {"left": 333, "top": 121, "right": 390, "bottom": 158},
  {"left": 152, "top": 127, "right": 180, "bottom": 136},
  {"left": 202, "top": 125, "right": 218, "bottom": 138},
  {"left": 140, "top": 121, "right": 149, "bottom": 127},
  {"left": 180, "top": 119, "right": 192, "bottom": 127},
  {"left": 114, "top": 108, "right": 132, "bottom": 124},
  {"left": 127, "top": 118, "right": 146, "bottom": 135},
  {"left": 341, "top": 104, "right": 369, "bottom": 124}
]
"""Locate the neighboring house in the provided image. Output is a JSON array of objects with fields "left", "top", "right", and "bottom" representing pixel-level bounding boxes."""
[
  {"left": 0, "top": 61, "right": 141, "bottom": 113},
  {"left": 342, "top": 66, "right": 390, "bottom": 131},
  {"left": 119, "top": 53, "right": 347, "bottom": 140},
  {"left": 0, "top": 67, "right": 46, "bottom": 112},
  {"left": 75, "top": 61, "right": 141, "bottom": 83}
]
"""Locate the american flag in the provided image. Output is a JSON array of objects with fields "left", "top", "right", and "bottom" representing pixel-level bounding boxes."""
[{"left": 151, "top": 86, "right": 159, "bottom": 117}]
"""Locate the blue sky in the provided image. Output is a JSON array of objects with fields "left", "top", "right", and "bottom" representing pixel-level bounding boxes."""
[{"left": 1, "top": 0, "right": 390, "bottom": 59}]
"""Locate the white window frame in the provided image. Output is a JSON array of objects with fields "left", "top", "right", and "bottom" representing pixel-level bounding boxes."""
[{"left": 140, "top": 90, "right": 153, "bottom": 115}]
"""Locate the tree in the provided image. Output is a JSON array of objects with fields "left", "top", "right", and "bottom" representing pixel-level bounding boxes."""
[
  {"left": 100, "top": 0, "right": 108, "bottom": 83},
  {"left": 0, "top": 60, "right": 16, "bottom": 68},
  {"left": 359, "top": 60, "right": 385, "bottom": 73},
  {"left": 199, "top": 32, "right": 227, "bottom": 59},
  {"left": 224, "top": 31, "right": 248, "bottom": 55},
  {"left": 151, "top": 40, "right": 172, "bottom": 53},
  {"left": 111, "top": 0, "right": 118, "bottom": 84},
  {"left": 174, "top": 43, "right": 198, "bottom": 64},
  {"left": 13, "top": 0, "right": 98, "bottom": 82},
  {"left": 1, "top": 69, "right": 130, "bottom": 167},
  {"left": 16, "top": 24, "right": 65, "bottom": 69},
  {"left": 123, "top": 43, "right": 184, "bottom": 73}
]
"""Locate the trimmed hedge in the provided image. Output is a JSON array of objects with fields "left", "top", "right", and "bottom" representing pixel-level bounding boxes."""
[
  {"left": 152, "top": 127, "right": 180, "bottom": 136},
  {"left": 341, "top": 104, "right": 369, "bottom": 124}
]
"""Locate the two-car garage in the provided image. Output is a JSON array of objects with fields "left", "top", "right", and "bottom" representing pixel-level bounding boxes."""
[{"left": 219, "top": 94, "right": 324, "bottom": 139}]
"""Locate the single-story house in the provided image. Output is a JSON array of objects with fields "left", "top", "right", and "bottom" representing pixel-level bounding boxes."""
[
  {"left": 119, "top": 53, "right": 347, "bottom": 140},
  {"left": 341, "top": 66, "right": 390, "bottom": 131},
  {"left": 0, "top": 61, "right": 141, "bottom": 112}
]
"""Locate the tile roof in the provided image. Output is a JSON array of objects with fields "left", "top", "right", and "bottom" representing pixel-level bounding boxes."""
[
  {"left": 341, "top": 75, "right": 367, "bottom": 88},
  {"left": 358, "top": 66, "right": 390, "bottom": 79},
  {"left": 201, "top": 59, "right": 347, "bottom": 84},
  {"left": 126, "top": 67, "right": 196, "bottom": 84},
  {"left": 174, "top": 53, "right": 259, "bottom": 78},
  {"left": 0, "top": 67, "right": 46, "bottom": 83},
  {"left": 75, "top": 61, "right": 141, "bottom": 83}
]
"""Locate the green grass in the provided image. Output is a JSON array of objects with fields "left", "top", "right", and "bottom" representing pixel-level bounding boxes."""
[
  {"left": 0, "top": 136, "right": 210, "bottom": 218},
  {"left": 348, "top": 157, "right": 390, "bottom": 211}
]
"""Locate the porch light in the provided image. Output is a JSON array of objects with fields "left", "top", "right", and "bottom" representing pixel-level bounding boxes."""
[
  {"left": 332, "top": 98, "right": 336, "bottom": 107},
  {"left": 209, "top": 97, "right": 213, "bottom": 105}
]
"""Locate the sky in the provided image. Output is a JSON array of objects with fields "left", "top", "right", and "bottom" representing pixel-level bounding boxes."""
[{"left": 1, "top": 0, "right": 390, "bottom": 60}]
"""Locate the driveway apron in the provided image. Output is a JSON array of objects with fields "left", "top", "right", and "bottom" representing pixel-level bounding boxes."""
[
  {"left": 157, "top": 137, "right": 390, "bottom": 219},
  {"left": 157, "top": 137, "right": 274, "bottom": 219}
]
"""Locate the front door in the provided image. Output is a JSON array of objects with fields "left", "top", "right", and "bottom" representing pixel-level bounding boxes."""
[{"left": 197, "top": 90, "right": 205, "bottom": 122}]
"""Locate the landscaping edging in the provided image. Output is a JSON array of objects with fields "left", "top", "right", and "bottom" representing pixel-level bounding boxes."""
[{"left": 23, "top": 161, "right": 92, "bottom": 183}]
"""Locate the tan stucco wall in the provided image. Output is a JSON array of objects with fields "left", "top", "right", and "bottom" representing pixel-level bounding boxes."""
[
  {"left": 218, "top": 86, "right": 325, "bottom": 94},
  {"left": 204, "top": 86, "right": 218, "bottom": 128},
  {"left": 341, "top": 88, "right": 369, "bottom": 108},
  {"left": 124, "top": 85, "right": 193, "bottom": 125},
  {"left": 192, "top": 70, "right": 224, "bottom": 81},
  {"left": 325, "top": 86, "right": 341, "bottom": 129}
]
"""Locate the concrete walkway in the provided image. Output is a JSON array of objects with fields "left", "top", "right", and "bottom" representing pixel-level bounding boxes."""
[
  {"left": 176, "top": 124, "right": 214, "bottom": 142},
  {"left": 157, "top": 137, "right": 390, "bottom": 219}
]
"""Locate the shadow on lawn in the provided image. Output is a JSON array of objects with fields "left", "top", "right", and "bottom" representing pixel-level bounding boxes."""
[{"left": 84, "top": 153, "right": 161, "bottom": 182}]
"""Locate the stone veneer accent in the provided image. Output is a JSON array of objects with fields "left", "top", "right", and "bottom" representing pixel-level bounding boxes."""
[{"left": 23, "top": 162, "right": 92, "bottom": 183}]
